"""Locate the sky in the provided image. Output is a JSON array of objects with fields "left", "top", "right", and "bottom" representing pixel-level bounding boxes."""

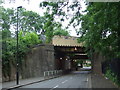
[{"left": 1, "top": 0, "right": 87, "bottom": 37}]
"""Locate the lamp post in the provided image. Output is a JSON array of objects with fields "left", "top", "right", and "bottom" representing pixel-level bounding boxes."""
[{"left": 16, "top": 6, "right": 22, "bottom": 85}]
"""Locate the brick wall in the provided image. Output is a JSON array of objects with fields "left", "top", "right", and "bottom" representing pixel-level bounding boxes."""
[{"left": 2, "top": 44, "right": 55, "bottom": 82}]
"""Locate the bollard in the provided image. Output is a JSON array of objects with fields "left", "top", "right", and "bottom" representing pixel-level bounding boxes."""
[
  {"left": 49, "top": 71, "right": 51, "bottom": 78},
  {"left": 59, "top": 70, "right": 62, "bottom": 76},
  {"left": 44, "top": 71, "right": 46, "bottom": 79},
  {"left": 48, "top": 71, "right": 50, "bottom": 79},
  {"left": 51, "top": 71, "right": 54, "bottom": 78},
  {"left": 55, "top": 70, "right": 57, "bottom": 77},
  {"left": 60, "top": 70, "right": 63, "bottom": 75},
  {"left": 52, "top": 71, "right": 54, "bottom": 78},
  {"left": 57, "top": 70, "right": 59, "bottom": 76}
]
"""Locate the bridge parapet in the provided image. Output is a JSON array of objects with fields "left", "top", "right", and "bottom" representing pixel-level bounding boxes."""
[{"left": 52, "top": 35, "right": 83, "bottom": 47}]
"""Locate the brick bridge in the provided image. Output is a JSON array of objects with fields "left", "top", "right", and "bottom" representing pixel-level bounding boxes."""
[
  {"left": 52, "top": 35, "right": 89, "bottom": 71},
  {"left": 52, "top": 35, "right": 103, "bottom": 74}
]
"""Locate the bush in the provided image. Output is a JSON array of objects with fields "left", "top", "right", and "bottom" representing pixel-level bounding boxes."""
[{"left": 105, "top": 68, "right": 120, "bottom": 87}]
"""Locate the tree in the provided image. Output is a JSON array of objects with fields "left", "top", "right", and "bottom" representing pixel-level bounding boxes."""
[
  {"left": 19, "top": 9, "right": 45, "bottom": 33},
  {"left": 39, "top": 1, "right": 82, "bottom": 29},
  {"left": 40, "top": 1, "right": 120, "bottom": 58},
  {"left": 79, "top": 2, "right": 120, "bottom": 58},
  {"left": 53, "top": 28, "right": 70, "bottom": 36},
  {"left": 1, "top": 7, "right": 43, "bottom": 79},
  {"left": 39, "top": 1, "right": 82, "bottom": 43},
  {"left": 43, "top": 13, "right": 54, "bottom": 43},
  {"left": 0, "top": 6, "right": 46, "bottom": 35},
  {"left": 0, "top": 6, "right": 14, "bottom": 31},
  {"left": 77, "top": 2, "right": 120, "bottom": 86}
]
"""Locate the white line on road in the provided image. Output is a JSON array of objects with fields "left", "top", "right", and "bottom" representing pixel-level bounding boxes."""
[
  {"left": 87, "top": 78, "right": 88, "bottom": 82},
  {"left": 62, "top": 80, "right": 68, "bottom": 84},
  {"left": 50, "top": 85, "right": 59, "bottom": 90},
  {"left": 53, "top": 85, "right": 59, "bottom": 88}
]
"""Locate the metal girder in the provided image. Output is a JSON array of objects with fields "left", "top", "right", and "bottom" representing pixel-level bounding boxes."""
[{"left": 71, "top": 55, "right": 89, "bottom": 59}]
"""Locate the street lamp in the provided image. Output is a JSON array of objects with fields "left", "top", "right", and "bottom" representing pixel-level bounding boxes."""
[
  {"left": 16, "top": 6, "right": 22, "bottom": 85},
  {"left": 74, "top": 47, "right": 77, "bottom": 51}
]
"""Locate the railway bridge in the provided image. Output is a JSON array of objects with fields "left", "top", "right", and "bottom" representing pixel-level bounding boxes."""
[
  {"left": 52, "top": 35, "right": 89, "bottom": 71},
  {"left": 52, "top": 35, "right": 103, "bottom": 74}
]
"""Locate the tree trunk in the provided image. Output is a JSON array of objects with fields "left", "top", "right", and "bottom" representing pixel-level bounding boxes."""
[{"left": 92, "top": 52, "right": 103, "bottom": 75}]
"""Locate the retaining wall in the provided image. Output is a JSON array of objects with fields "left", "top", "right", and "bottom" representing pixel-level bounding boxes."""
[{"left": 2, "top": 44, "right": 55, "bottom": 82}]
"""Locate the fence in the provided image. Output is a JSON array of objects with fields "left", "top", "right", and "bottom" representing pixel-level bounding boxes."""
[{"left": 44, "top": 70, "right": 63, "bottom": 79}]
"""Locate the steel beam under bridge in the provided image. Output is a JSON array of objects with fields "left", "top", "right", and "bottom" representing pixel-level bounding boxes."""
[{"left": 54, "top": 46, "right": 88, "bottom": 60}]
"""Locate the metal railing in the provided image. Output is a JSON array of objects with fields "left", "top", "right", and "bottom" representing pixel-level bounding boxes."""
[{"left": 44, "top": 70, "right": 63, "bottom": 79}]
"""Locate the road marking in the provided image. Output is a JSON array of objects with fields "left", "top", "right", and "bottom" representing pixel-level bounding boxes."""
[
  {"left": 62, "top": 80, "right": 68, "bottom": 84},
  {"left": 87, "top": 78, "right": 88, "bottom": 82},
  {"left": 53, "top": 85, "right": 59, "bottom": 88},
  {"left": 50, "top": 85, "right": 59, "bottom": 90}
]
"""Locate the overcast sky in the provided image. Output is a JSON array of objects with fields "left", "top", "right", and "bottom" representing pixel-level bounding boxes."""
[{"left": 1, "top": 0, "right": 87, "bottom": 37}]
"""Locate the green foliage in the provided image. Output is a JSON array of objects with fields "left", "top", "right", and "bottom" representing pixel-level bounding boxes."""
[
  {"left": 0, "top": 6, "right": 14, "bottom": 30},
  {"left": 40, "top": 1, "right": 80, "bottom": 43},
  {"left": 43, "top": 1, "right": 81, "bottom": 22},
  {"left": 105, "top": 68, "right": 120, "bottom": 87},
  {"left": 2, "top": 29, "right": 11, "bottom": 39},
  {"left": 2, "top": 38, "right": 16, "bottom": 78},
  {"left": 1, "top": 7, "right": 44, "bottom": 79},
  {"left": 78, "top": 2, "right": 120, "bottom": 58},
  {"left": 53, "top": 28, "right": 70, "bottom": 36},
  {"left": 19, "top": 9, "right": 45, "bottom": 33},
  {"left": 19, "top": 31, "right": 41, "bottom": 46},
  {"left": 1, "top": 7, "right": 45, "bottom": 34},
  {"left": 2, "top": 30, "right": 41, "bottom": 61},
  {"left": 43, "top": 15, "right": 54, "bottom": 43},
  {"left": 2, "top": 30, "right": 41, "bottom": 78}
]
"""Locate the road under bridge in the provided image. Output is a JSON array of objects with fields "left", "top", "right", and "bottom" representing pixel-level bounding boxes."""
[
  {"left": 52, "top": 35, "right": 103, "bottom": 74},
  {"left": 52, "top": 35, "right": 90, "bottom": 72}
]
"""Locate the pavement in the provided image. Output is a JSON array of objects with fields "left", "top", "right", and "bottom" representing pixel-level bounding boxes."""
[
  {"left": 91, "top": 73, "right": 119, "bottom": 89},
  {"left": 2, "top": 77, "right": 45, "bottom": 89}
]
